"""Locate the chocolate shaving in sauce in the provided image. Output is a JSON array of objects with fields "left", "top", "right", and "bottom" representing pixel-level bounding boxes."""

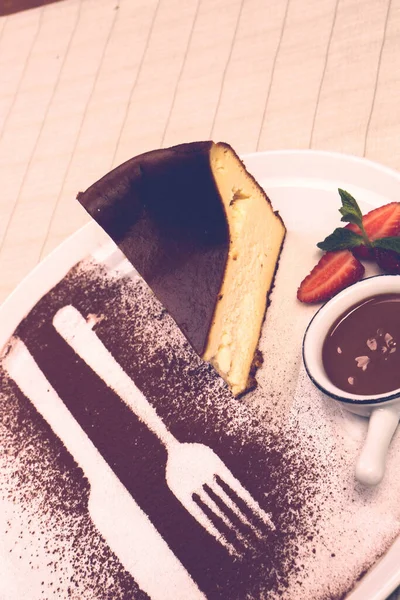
[
  {"left": 2, "top": 258, "right": 321, "bottom": 599},
  {"left": 323, "top": 293, "right": 400, "bottom": 396}
]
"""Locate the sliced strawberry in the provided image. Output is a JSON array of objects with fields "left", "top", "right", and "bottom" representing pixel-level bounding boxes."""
[
  {"left": 347, "top": 239, "right": 371, "bottom": 259},
  {"left": 297, "top": 250, "right": 365, "bottom": 304},
  {"left": 346, "top": 202, "right": 400, "bottom": 259},
  {"left": 374, "top": 248, "right": 400, "bottom": 274}
]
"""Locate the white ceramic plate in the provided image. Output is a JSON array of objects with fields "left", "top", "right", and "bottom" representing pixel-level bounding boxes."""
[{"left": 1, "top": 149, "right": 400, "bottom": 600}]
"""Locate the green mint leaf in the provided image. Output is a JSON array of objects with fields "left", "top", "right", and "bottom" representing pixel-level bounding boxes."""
[
  {"left": 338, "top": 189, "right": 370, "bottom": 245},
  {"left": 372, "top": 237, "right": 400, "bottom": 254},
  {"left": 338, "top": 189, "right": 363, "bottom": 224},
  {"left": 317, "top": 228, "right": 365, "bottom": 252}
]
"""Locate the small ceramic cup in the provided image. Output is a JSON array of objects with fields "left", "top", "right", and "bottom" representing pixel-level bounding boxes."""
[{"left": 303, "top": 274, "right": 400, "bottom": 487}]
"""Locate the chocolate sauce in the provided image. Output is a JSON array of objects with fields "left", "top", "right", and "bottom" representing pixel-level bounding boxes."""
[{"left": 323, "top": 293, "right": 400, "bottom": 396}]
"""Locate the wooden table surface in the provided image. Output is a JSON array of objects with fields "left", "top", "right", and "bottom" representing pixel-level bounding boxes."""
[{"left": 1, "top": 0, "right": 400, "bottom": 597}]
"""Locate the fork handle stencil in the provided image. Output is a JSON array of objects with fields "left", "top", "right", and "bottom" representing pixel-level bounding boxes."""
[
  {"left": 3, "top": 338, "right": 206, "bottom": 600},
  {"left": 53, "top": 305, "right": 178, "bottom": 450}
]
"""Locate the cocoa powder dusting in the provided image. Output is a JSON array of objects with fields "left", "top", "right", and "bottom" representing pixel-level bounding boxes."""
[{"left": 1, "top": 255, "right": 396, "bottom": 600}]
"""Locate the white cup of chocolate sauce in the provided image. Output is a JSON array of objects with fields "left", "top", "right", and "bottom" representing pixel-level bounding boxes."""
[{"left": 303, "top": 275, "right": 400, "bottom": 487}]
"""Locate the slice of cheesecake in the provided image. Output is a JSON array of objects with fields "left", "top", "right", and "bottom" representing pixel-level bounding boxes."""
[{"left": 77, "top": 141, "right": 286, "bottom": 396}]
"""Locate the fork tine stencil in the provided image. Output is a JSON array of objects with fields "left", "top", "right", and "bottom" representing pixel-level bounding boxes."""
[{"left": 53, "top": 305, "right": 274, "bottom": 557}]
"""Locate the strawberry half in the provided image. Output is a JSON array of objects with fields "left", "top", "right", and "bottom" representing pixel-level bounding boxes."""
[
  {"left": 374, "top": 248, "right": 400, "bottom": 274},
  {"left": 346, "top": 202, "right": 400, "bottom": 259},
  {"left": 297, "top": 250, "right": 365, "bottom": 304}
]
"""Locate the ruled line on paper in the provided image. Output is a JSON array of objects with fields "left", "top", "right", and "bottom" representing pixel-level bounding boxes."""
[
  {"left": 209, "top": 0, "right": 244, "bottom": 139},
  {"left": 0, "top": 1, "right": 83, "bottom": 258},
  {"left": 0, "top": 15, "right": 7, "bottom": 39},
  {"left": 160, "top": 0, "right": 202, "bottom": 148},
  {"left": 0, "top": 8, "right": 44, "bottom": 141},
  {"left": 111, "top": 0, "right": 161, "bottom": 168},
  {"left": 308, "top": 0, "right": 339, "bottom": 149},
  {"left": 363, "top": 0, "right": 392, "bottom": 157},
  {"left": 256, "top": 0, "right": 290, "bottom": 152},
  {"left": 38, "top": 1, "right": 120, "bottom": 260}
]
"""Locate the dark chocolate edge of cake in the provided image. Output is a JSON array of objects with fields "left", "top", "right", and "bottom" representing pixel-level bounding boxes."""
[
  {"left": 76, "top": 141, "right": 229, "bottom": 357},
  {"left": 76, "top": 141, "right": 214, "bottom": 209}
]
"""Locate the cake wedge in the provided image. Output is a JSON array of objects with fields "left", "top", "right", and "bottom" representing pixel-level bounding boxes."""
[{"left": 77, "top": 141, "right": 285, "bottom": 396}]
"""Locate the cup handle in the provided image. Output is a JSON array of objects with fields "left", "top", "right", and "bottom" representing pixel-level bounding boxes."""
[{"left": 355, "top": 406, "right": 399, "bottom": 486}]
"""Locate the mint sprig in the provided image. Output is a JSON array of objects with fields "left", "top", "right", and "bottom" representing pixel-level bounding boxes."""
[
  {"left": 317, "top": 228, "right": 365, "bottom": 252},
  {"left": 317, "top": 190, "right": 399, "bottom": 255},
  {"left": 337, "top": 189, "right": 371, "bottom": 246},
  {"left": 372, "top": 237, "right": 400, "bottom": 253}
]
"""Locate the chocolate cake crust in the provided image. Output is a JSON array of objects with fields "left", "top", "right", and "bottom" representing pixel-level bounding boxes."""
[{"left": 77, "top": 142, "right": 229, "bottom": 355}]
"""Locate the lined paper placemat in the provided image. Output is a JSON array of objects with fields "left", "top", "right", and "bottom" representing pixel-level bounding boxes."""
[
  {"left": 1, "top": 0, "right": 400, "bottom": 303},
  {"left": 1, "top": 1, "right": 400, "bottom": 597}
]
